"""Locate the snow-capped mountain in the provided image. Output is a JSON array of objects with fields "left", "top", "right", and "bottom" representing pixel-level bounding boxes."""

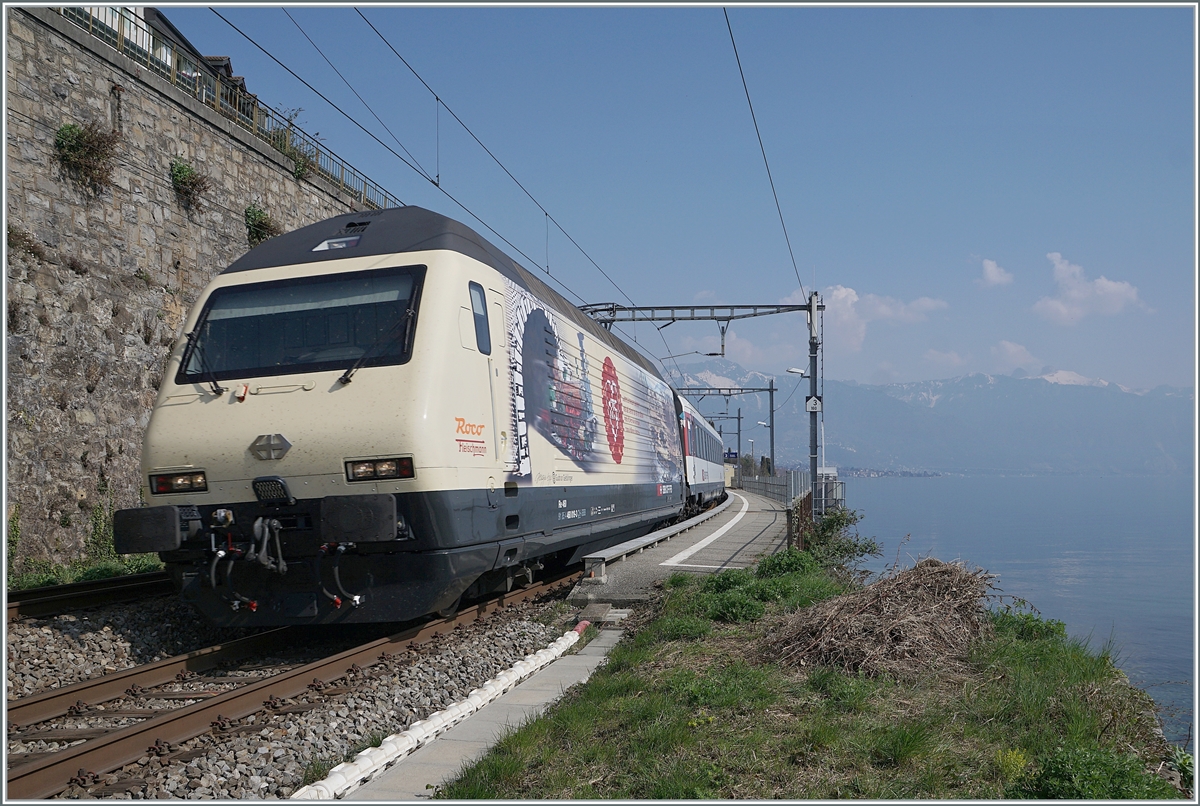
[{"left": 664, "top": 359, "right": 1194, "bottom": 476}]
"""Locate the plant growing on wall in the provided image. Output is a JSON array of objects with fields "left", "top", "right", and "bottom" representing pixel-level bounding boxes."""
[
  {"left": 6, "top": 224, "right": 46, "bottom": 260},
  {"left": 54, "top": 121, "right": 121, "bottom": 193},
  {"left": 245, "top": 202, "right": 282, "bottom": 248},
  {"left": 268, "top": 108, "right": 319, "bottom": 181},
  {"left": 169, "top": 157, "right": 212, "bottom": 210}
]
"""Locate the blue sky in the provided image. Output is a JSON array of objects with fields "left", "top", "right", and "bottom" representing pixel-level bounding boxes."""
[{"left": 168, "top": 6, "right": 1195, "bottom": 389}]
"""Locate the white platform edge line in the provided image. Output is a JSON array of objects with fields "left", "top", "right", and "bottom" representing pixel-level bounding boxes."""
[{"left": 660, "top": 492, "right": 750, "bottom": 567}]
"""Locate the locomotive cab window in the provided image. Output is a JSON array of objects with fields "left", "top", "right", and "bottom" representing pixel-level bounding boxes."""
[
  {"left": 176, "top": 265, "right": 425, "bottom": 383},
  {"left": 468, "top": 282, "right": 491, "bottom": 355}
]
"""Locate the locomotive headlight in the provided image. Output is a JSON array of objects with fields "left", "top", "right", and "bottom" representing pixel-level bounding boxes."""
[
  {"left": 345, "top": 457, "right": 415, "bottom": 482},
  {"left": 151, "top": 472, "right": 207, "bottom": 494},
  {"left": 348, "top": 462, "right": 377, "bottom": 480}
]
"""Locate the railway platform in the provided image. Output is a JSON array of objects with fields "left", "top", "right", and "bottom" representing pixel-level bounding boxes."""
[{"left": 351, "top": 490, "right": 788, "bottom": 800}]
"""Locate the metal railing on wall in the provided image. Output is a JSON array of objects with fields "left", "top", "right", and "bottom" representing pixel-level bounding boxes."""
[
  {"left": 814, "top": 479, "right": 845, "bottom": 518},
  {"left": 57, "top": 7, "right": 402, "bottom": 211},
  {"left": 735, "top": 469, "right": 811, "bottom": 507}
]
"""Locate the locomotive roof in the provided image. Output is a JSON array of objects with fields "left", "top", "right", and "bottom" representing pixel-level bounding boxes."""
[{"left": 222, "top": 206, "right": 662, "bottom": 378}]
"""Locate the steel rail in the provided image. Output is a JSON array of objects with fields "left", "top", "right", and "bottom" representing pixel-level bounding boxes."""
[
  {"left": 6, "top": 572, "right": 580, "bottom": 799},
  {"left": 7, "top": 628, "right": 292, "bottom": 728},
  {"left": 7, "top": 572, "right": 174, "bottom": 622}
]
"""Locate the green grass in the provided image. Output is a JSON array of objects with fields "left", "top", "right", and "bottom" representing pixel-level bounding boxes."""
[
  {"left": 435, "top": 554, "right": 1181, "bottom": 800},
  {"left": 7, "top": 487, "right": 163, "bottom": 591},
  {"left": 7, "top": 553, "right": 162, "bottom": 591}
]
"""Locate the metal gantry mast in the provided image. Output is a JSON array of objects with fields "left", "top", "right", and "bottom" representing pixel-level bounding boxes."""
[
  {"left": 805, "top": 292, "right": 820, "bottom": 521},
  {"left": 581, "top": 297, "right": 826, "bottom": 518},
  {"left": 579, "top": 303, "right": 814, "bottom": 358}
]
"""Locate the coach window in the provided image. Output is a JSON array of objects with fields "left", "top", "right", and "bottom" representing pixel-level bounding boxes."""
[{"left": 469, "top": 282, "right": 491, "bottom": 355}]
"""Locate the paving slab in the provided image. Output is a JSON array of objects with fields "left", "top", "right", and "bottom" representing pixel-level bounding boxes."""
[
  {"left": 569, "top": 490, "right": 789, "bottom": 607},
  {"left": 352, "top": 628, "right": 623, "bottom": 800}
]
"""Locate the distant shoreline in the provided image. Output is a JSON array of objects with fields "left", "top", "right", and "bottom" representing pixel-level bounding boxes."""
[{"left": 838, "top": 467, "right": 941, "bottom": 478}]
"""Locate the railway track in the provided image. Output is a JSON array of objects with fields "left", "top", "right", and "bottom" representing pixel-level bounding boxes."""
[
  {"left": 6, "top": 571, "right": 579, "bottom": 799},
  {"left": 7, "top": 572, "right": 174, "bottom": 622}
]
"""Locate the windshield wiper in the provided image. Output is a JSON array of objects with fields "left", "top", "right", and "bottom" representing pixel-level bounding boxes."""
[
  {"left": 183, "top": 330, "right": 227, "bottom": 397},
  {"left": 338, "top": 307, "right": 416, "bottom": 385}
]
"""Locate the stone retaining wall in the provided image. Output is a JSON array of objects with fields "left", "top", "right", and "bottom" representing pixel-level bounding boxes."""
[{"left": 5, "top": 8, "right": 394, "bottom": 571}]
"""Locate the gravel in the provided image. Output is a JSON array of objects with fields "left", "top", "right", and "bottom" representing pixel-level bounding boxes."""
[
  {"left": 7, "top": 597, "right": 260, "bottom": 699},
  {"left": 7, "top": 596, "right": 573, "bottom": 799}
]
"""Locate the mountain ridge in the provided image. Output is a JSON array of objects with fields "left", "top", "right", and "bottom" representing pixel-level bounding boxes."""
[{"left": 662, "top": 358, "right": 1194, "bottom": 476}]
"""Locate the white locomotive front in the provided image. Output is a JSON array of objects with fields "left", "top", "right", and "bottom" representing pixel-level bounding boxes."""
[{"left": 114, "top": 207, "right": 693, "bottom": 625}]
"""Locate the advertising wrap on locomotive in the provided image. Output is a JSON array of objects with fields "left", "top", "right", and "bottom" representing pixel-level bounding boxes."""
[{"left": 113, "top": 206, "right": 725, "bottom": 625}]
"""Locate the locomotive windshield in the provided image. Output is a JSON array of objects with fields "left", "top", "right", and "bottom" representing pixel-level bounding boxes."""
[{"left": 176, "top": 264, "right": 425, "bottom": 383}]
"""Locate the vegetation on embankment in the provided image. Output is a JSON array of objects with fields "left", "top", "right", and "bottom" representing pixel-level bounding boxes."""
[
  {"left": 6, "top": 500, "right": 161, "bottom": 591},
  {"left": 437, "top": 512, "right": 1189, "bottom": 799}
]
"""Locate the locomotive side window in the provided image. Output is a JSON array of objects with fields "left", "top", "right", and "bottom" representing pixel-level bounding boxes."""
[
  {"left": 176, "top": 265, "right": 425, "bottom": 383},
  {"left": 469, "top": 282, "right": 491, "bottom": 355}
]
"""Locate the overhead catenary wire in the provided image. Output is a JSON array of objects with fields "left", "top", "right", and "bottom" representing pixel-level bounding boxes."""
[
  {"left": 212, "top": 8, "right": 684, "bottom": 377},
  {"left": 355, "top": 9, "right": 637, "bottom": 309},
  {"left": 282, "top": 9, "right": 433, "bottom": 183},
  {"left": 206, "top": 10, "right": 425, "bottom": 192},
  {"left": 357, "top": 10, "right": 687, "bottom": 380},
  {"left": 723, "top": 8, "right": 806, "bottom": 301},
  {"left": 207, "top": 8, "right": 592, "bottom": 307}
]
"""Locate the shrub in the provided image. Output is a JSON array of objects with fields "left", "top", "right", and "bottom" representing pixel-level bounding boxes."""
[
  {"left": 757, "top": 547, "right": 817, "bottom": 578},
  {"left": 793, "top": 507, "right": 880, "bottom": 569},
  {"left": 990, "top": 608, "right": 1067, "bottom": 641},
  {"left": 268, "top": 109, "right": 319, "bottom": 180},
  {"left": 747, "top": 577, "right": 793, "bottom": 602},
  {"left": 245, "top": 202, "right": 283, "bottom": 247},
  {"left": 54, "top": 121, "right": 121, "bottom": 192},
  {"left": 169, "top": 157, "right": 212, "bottom": 209},
  {"left": 1010, "top": 746, "right": 1178, "bottom": 799}
]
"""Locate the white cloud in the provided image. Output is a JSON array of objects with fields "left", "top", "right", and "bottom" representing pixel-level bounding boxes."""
[
  {"left": 671, "top": 328, "right": 768, "bottom": 367},
  {"left": 1032, "top": 252, "right": 1143, "bottom": 325},
  {"left": 978, "top": 258, "right": 1013, "bottom": 287},
  {"left": 819, "top": 284, "right": 947, "bottom": 352},
  {"left": 823, "top": 285, "right": 868, "bottom": 350},
  {"left": 924, "top": 349, "right": 967, "bottom": 368},
  {"left": 991, "top": 340, "right": 1040, "bottom": 373},
  {"left": 859, "top": 294, "right": 947, "bottom": 323},
  {"left": 692, "top": 289, "right": 718, "bottom": 303}
]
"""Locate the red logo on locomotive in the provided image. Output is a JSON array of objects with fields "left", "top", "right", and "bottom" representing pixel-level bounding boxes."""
[{"left": 601, "top": 357, "right": 624, "bottom": 464}]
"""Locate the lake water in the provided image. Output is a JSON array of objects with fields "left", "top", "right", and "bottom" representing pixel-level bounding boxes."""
[{"left": 847, "top": 474, "right": 1195, "bottom": 746}]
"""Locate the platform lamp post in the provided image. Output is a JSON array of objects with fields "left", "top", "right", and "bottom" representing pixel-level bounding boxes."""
[
  {"left": 757, "top": 421, "right": 771, "bottom": 476},
  {"left": 786, "top": 366, "right": 807, "bottom": 522},
  {"left": 787, "top": 290, "right": 821, "bottom": 524}
]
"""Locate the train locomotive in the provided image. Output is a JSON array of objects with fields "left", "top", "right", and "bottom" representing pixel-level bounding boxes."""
[{"left": 113, "top": 206, "right": 725, "bottom": 625}]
